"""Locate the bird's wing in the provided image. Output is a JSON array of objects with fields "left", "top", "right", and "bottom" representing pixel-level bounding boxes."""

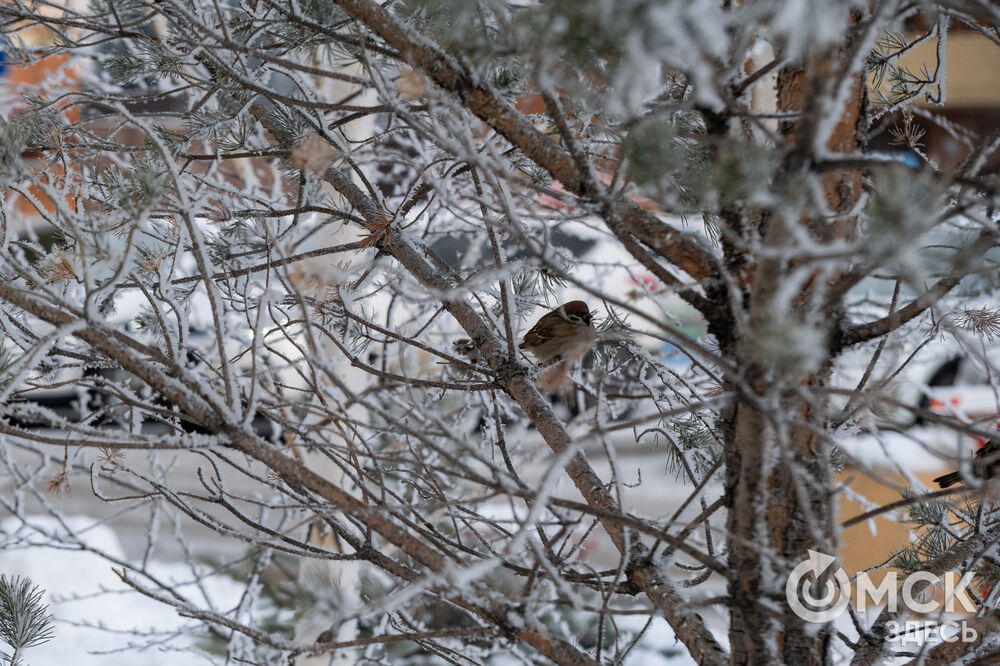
[{"left": 520, "top": 314, "right": 555, "bottom": 348}]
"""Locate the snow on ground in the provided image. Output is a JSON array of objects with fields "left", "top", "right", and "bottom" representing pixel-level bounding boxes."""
[
  {"left": 0, "top": 429, "right": 966, "bottom": 664},
  {"left": 0, "top": 513, "right": 703, "bottom": 664},
  {"left": 0, "top": 515, "right": 244, "bottom": 665}
]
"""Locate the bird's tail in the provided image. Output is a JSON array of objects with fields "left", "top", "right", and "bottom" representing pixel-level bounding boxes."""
[{"left": 933, "top": 470, "right": 963, "bottom": 489}]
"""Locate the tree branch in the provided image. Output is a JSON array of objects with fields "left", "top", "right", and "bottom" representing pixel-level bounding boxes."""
[{"left": 330, "top": 0, "right": 719, "bottom": 285}]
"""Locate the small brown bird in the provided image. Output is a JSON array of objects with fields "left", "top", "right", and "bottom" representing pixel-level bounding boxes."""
[
  {"left": 519, "top": 300, "right": 596, "bottom": 364},
  {"left": 934, "top": 440, "right": 1000, "bottom": 488}
]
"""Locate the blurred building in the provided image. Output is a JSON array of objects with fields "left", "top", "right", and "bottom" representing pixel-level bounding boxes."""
[{"left": 868, "top": 17, "right": 1000, "bottom": 171}]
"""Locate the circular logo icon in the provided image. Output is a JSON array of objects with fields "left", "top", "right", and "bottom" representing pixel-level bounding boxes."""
[{"left": 785, "top": 550, "right": 852, "bottom": 623}]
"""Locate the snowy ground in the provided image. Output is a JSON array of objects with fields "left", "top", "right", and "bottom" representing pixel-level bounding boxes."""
[
  {"left": 0, "top": 426, "right": 972, "bottom": 664},
  {"left": 0, "top": 445, "right": 714, "bottom": 664},
  {"left": 0, "top": 515, "right": 705, "bottom": 665},
  {"left": 0, "top": 516, "right": 245, "bottom": 665}
]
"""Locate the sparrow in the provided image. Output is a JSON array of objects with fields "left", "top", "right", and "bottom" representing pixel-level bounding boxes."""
[
  {"left": 519, "top": 300, "right": 596, "bottom": 364},
  {"left": 934, "top": 440, "right": 1000, "bottom": 488}
]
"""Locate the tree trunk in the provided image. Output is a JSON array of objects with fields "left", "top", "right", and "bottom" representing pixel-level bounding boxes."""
[
  {"left": 725, "top": 375, "right": 837, "bottom": 664},
  {"left": 724, "top": 48, "right": 865, "bottom": 664}
]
